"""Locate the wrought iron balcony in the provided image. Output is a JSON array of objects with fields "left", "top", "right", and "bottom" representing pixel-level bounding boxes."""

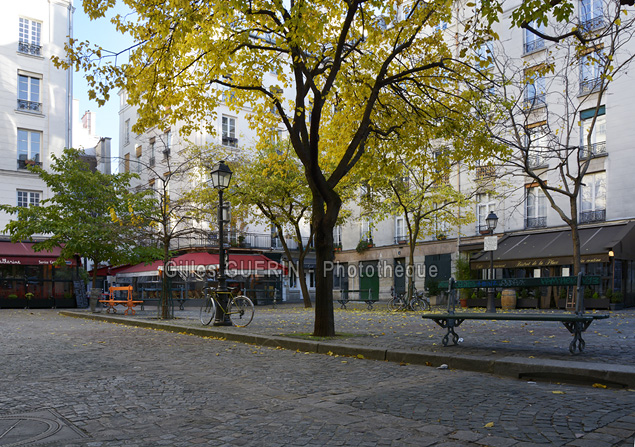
[
  {"left": 580, "top": 141, "right": 607, "bottom": 159},
  {"left": 17, "top": 99, "right": 42, "bottom": 113},
  {"left": 580, "top": 209, "right": 605, "bottom": 223},
  {"left": 580, "top": 78, "right": 601, "bottom": 95},
  {"left": 526, "top": 216, "right": 547, "bottom": 228},
  {"left": 523, "top": 93, "right": 546, "bottom": 110},
  {"left": 222, "top": 136, "right": 238, "bottom": 147},
  {"left": 18, "top": 41, "right": 42, "bottom": 56},
  {"left": 17, "top": 159, "right": 42, "bottom": 169},
  {"left": 475, "top": 165, "right": 495, "bottom": 180},
  {"left": 524, "top": 39, "right": 545, "bottom": 54},
  {"left": 581, "top": 17, "right": 605, "bottom": 32}
]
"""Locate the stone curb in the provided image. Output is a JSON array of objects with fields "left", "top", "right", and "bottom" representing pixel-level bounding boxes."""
[{"left": 59, "top": 311, "right": 635, "bottom": 388}]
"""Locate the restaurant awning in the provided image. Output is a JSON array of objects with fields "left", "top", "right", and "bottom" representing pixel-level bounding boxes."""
[
  {"left": 470, "top": 221, "right": 635, "bottom": 269},
  {"left": 116, "top": 260, "right": 164, "bottom": 278},
  {"left": 169, "top": 252, "right": 287, "bottom": 275},
  {"left": 0, "top": 241, "right": 77, "bottom": 266}
]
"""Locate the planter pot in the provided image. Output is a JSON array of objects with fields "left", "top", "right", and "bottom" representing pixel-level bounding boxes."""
[
  {"left": 610, "top": 303, "right": 624, "bottom": 311},
  {"left": 516, "top": 298, "right": 538, "bottom": 309},
  {"left": 467, "top": 298, "right": 487, "bottom": 307},
  {"left": 501, "top": 289, "right": 517, "bottom": 309},
  {"left": 459, "top": 299, "right": 468, "bottom": 308},
  {"left": 584, "top": 298, "right": 610, "bottom": 310},
  {"left": 0, "top": 298, "right": 28, "bottom": 309},
  {"left": 54, "top": 297, "right": 77, "bottom": 308},
  {"left": 27, "top": 298, "right": 53, "bottom": 309}
]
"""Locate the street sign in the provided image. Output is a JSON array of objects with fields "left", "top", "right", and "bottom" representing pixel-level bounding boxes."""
[{"left": 484, "top": 236, "right": 498, "bottom": 251}]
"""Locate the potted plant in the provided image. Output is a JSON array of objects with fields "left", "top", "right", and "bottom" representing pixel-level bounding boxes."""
[
  {"left": 356, "top": 239, "right": 372, "bottom": 253},
  {"left": 610, "top": 291, "right": 624, "bottom": 310},
  {"left": 1, "top": 293, "right": 27, "bottom": 309},
  {"left": 26, "top": 292, "right": 53, "bottom": 309},
  {"left": 55, "top": 291, "right": 76, "bottom": 308}
]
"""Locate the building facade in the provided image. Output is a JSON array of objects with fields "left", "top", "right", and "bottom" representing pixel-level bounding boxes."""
[{"left": 0, "top": 0, "right": 76, "bottom": 303}]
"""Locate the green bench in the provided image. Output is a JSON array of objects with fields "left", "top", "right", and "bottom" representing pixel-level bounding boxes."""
[
  {"left": 337, "top": 289, "right": 377, "bottom": 310},
  {"left": 424, "top": 275, "right": 609, "bottom": 354}
]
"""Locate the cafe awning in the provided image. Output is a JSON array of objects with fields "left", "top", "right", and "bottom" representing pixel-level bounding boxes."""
[
  {"left": 470, "top": 221, "right": 635, "bottom": 269},
  {"left": 0, "top": 241, "right": 76, "bottom": 266},
  {"left": 169, "top": 252, "right": 287, "bottom": 275}
]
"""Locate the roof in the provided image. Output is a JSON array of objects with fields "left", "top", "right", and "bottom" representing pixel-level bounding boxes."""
[{"left": 470, "top": 221, "right": 635, "bottom": 269}]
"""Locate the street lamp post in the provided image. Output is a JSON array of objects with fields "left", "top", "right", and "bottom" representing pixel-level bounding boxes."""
[
  {"left": 209, "top": 160, "right": 233, "bottom": 326},
  {"left": 485, "top": 211, "right": 499, "bottom": 314}
]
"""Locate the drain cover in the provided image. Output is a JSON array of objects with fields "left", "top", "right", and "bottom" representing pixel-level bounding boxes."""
[{"left": 0, "top": 409, "right": 86, "bottom": 446}]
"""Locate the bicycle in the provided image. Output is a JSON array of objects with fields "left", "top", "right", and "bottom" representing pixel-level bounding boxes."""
[
  {"left": 389, "top": 286, "right": 431, "bottom": 312},
  {"left": 199, "top": 286, "right": 255, "bottom": 327}
]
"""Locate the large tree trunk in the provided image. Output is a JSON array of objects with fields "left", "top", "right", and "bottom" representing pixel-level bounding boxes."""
[{"left": 311, "top": 194, "right": 340, "bottom": 337}]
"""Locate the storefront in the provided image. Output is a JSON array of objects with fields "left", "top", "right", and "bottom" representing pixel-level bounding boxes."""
[
  {"left": 0, "top": 241, "right": 79, "bottom": 307},
  {"left": 469, "top": 221, "right": 635, "bottom": 308}
]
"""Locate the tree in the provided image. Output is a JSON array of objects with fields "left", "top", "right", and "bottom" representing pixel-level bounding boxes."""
[
  {"left": 59, "top": 1, "right": 496, "bottom": 335},
  {"left": 0, "top": 148, "right": 154, "bottom": 287},
  {"left": 230, "top": 142, "right": 315, "bottom": 308},
  {"left": 116, "top": 136, "right": 217, "bottom": 319},
  {"left": 476, "top": 1, "right": 635, "bottom": 285}
]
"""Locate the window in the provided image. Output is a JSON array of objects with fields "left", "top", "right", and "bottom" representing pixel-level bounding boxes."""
[
  {"left": 17, "top": 74, "right": 41, "bottom": 113},
  {"left": 580, "top": 106, "right": 606, "bottom": 157},
  {"left": 149, "top": 138, "right": 156, "bottom": 167},
  {"left": 333, "top": 225, "right": 342, "bottom": 247},
  {"left": 124, "top": 153, "right": 130, "bottom": 173},
  {"left": 526, "top": 123, "right": 549, "bottom": 168},
  {"left": 580, "top": 172, "right": 606, "bottom": 223},
  {"left": 124, "top": 119, "right": 130, "bottom": 145},
  {"left": 476, "top": 193, "right": 496, "bottom": 234},
  {"left": 18, "top": 18, "right": 42, "bottom": 56},
  {"left": 524, "top": 66, "right": 546, "bottom": 109},
  {"left": 476, "top": 41, "right": 494, "bottom": 70},
  {"left": 524, "top": 21, "right": 545, "bottom": 53},
  {"left": 526, "top": 186, "right": 547, "bottom": 228},
  {"left": 580, "top": 0, "right": 604, "bottom": 30},
  {"left": 163, "top": 130, "right": 171, "bottom": 159},
  {"left": 395, "top": 216, "right": 406, "bottom": 243},
  {"left": 222, "top": 116, "right": 237, "bottom": 147},
  {"left": 17, "top": 191, "right": 40, "bottom": 208},
  {"left": 580, "top": 51, "right": 603, "bottom": 95},
  {"left": 361, "top": 218, "right": 372, "bottom": 242},
  {"left": 17, "top": 129, "right": 41, "bottom": 169}
]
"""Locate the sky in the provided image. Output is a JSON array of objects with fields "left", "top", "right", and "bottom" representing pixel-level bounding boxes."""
[{"left": 72, "top": 3, "right": 132, "bottom": 169}]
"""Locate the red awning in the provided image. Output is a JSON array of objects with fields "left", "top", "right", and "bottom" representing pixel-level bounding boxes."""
[
  {"left": 116, "top": 260, "right": 164, "bottom": 277},
  {"left": 0, "top": 241, "right": 76, "bottom": 266},
  {"left": 169, "top": 252, "right": 287, "bottom": 275}
]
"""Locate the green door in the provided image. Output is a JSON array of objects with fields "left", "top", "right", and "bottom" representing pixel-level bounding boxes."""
[{"left": 359, "top": 261, "right": 379, "bottom": 300}]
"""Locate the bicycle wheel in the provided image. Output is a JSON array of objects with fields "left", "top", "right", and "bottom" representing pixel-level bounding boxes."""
[
  {"left": 199, "top": 296, "right": 216, "bottom": 325},
  {"left": 410, "top": 297, "right": 428, "bottom": 312},
  {"left": 228, "top": 295, "right": 254, "bottom": 327},
  {"left": 388, "top": 297, "right": 401, "bottom": 311}
]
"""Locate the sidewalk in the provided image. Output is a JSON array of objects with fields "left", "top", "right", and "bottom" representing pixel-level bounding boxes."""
[{"left": 61, "top": 302, "right": 635, "bottom": 387}]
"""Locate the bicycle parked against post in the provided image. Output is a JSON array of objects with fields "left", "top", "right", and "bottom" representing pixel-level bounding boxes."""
[
  {"left": 199, "top": 286, "right": 255, "bottom": 327},
  {"left": 389, "top": 286, "right": 431, "bottom": 312}
]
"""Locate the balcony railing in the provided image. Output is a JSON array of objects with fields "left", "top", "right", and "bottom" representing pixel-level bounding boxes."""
[
  {"left": 17, "top": 99, "right": 42, "bottom": 113},
  {"left": 17, "top": 159, "right": 42, "bottom": 170},
  {"left": 523, "top": 93, "right": 546, "bottom": 110},
  {"left": 222, "top": 136, "right": 238, "bottom": 147},
  {"left": 170, "top": 231, "right": 312, "bottom": 251},
  {"left": 475, "top": 165, "right": 495, "bottom": 180},
  {"left": 580, "top": 78, "right": 601, "bottom": 95},
  {"left": 580, "top": 209, "right": 605, "bottom": 224},
  {"left": 524, "top": 39, "right": 545, "bottom": 54},
  {"left": 580, "top": 141, "right": 607, "bottom": 159},
  {"left": 581, "top": 17, "right": 605, "bottom": 32},
  {"left": 394, "top": 236, "right": 408, "bottom": 245},
  {"left": 526, "top": 216, "right": 547, "bottom": 228},
  {"left": 18, "top": 41, "right": 42, "bottom": 56}
]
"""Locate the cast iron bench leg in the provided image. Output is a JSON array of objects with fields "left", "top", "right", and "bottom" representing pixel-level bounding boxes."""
[
  {"left": 432, "top": 318, "right": 465, "bottom": 346},
  {"left": 338, "top": 300, "right": 347, "bottom": 309},
  {"left": 366, "top": 301, "right": 374, "bottom": 310},
  {"left": 563, "top": 320, "right": 592, "bottom": 354}
]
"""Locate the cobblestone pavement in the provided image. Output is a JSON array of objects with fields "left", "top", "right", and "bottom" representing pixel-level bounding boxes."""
[
  {"left": 144, "top": 301, "right": 634, "bottom": 366},
  {"left": 0, "top": 309, "right": 634, "bottom": 446}
]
